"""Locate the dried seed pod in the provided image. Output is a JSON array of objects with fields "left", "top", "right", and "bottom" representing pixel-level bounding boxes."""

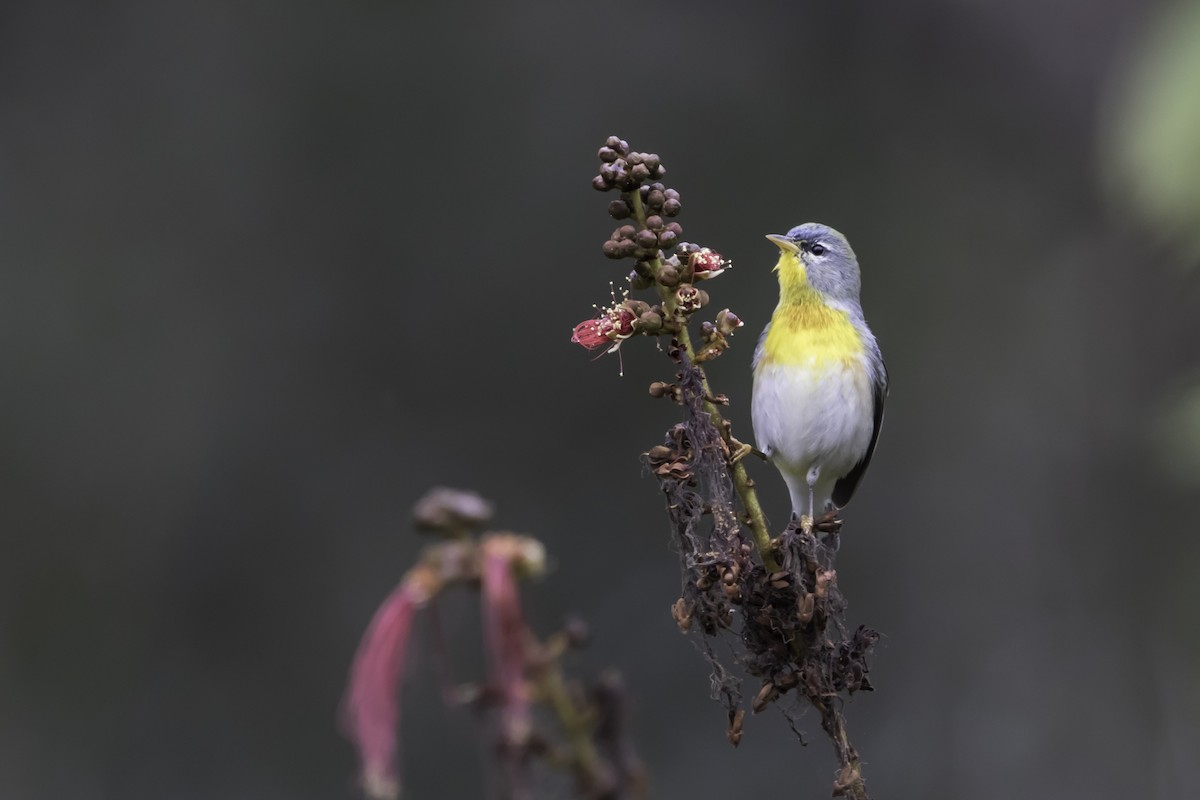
[
  {"left": 774, "top": 671, "right": 799, "bottom": 690},
  {"left": 751, "top": 681, "right": 779, "bottom": 713},
  {"left": 815, "top": 569, "right": 837, "bottom": 599},
  {"left": 671, "top": 597, "right": 693, "bottom": 632},
  {"left": 727, "top": 709, "right": 744, "bottom": 748},
  {"left": 797, "top": 592, "right": 816, "bottom": 623},
  {"left": 648, "top": 381, "right": 669, "bottom": 398}
]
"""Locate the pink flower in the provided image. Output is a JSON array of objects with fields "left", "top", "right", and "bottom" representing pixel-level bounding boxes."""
[
  {"left": 481, "top": 537, "right": 535, "bottom": 748},
  {"left": 571, "top": 306, "right": 636, "bottom": 353},
  {"left": 689, "top": 248, "right": 727, "bottom": 280},
  {"left": 341, "top": 566, "right": 438, "bottom": 800}
]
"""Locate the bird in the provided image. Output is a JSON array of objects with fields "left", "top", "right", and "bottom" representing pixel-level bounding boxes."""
[{"left": 751, "top": 222, "right": 888, "bottom": 530}]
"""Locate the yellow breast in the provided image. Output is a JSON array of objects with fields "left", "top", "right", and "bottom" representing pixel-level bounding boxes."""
[{"left": 759, "top": 299, "right": 863, "bottom": 367}]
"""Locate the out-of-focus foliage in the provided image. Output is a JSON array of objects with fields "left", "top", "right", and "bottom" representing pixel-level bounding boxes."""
[
  {"left": 1154, "top": 382, "right": 1200, "bottom": 485},
  {"left": 1105, "top": 0, "right": 1200, "bottom": 261}
]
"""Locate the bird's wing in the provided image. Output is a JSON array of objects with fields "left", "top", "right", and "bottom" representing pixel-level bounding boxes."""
[
  {"left": 751, "top": 321, "right": 770, "bottom": 371},
  {"left": 832, "top": 358, "right": 888, "bottom": 508}
]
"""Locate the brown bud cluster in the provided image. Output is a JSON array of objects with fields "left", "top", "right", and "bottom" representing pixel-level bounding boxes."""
[{"left": 593, "top": 136, "right": 667, "bottom": 192}]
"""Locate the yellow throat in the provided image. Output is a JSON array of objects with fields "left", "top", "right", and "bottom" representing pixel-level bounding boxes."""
[{"left": 758, "top": 250, "right": 863, "bottom": 368}]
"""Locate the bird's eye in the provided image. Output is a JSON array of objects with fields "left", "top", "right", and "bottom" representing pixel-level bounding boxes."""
[{"left": 810, "top": 243, "right": 826, "bottom": 256}]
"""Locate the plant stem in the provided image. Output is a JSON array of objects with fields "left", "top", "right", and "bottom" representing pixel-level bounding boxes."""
[
  {"left": 628, "top": 190, "right": 781, "bottom": 574},
  {"left": 536, "top": 655, "right": 606, "bottom": 792}
]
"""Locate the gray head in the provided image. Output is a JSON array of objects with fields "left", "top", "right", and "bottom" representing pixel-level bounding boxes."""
[{"left": 766, "top": 222, "right": 862, "bottom": 302}]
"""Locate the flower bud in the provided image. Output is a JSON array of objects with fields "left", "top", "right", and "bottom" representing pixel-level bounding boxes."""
[
  {"left": 635, "top": 229, "right": 658, "bottom": 249},
  {"left": 645, "top": 215, "right": 664, "bottom": 231},
  {"left": 657, "top": 264, "right": 680, "bottom": 287},
  {"left": 597, "top": 146, "right": 618, "bottom": 163},
  {"left": 657, "top": 230, "right": 677, "bottom": 249},
  {"left": 607, "top": 199, "right": 630, "bottom": 219},
  {"left": 613, "top": 224, "right": 635, "bottom": 240},
  {"left": 662, "top": 198, "right": 682, "bottom": 216},
  {"left": 637, "top": 311, "right": 663, "bottom": 332},
  {"left": 602, "top": 240, "right": 623, "bottom": 259},
  {"left": 630, "top": 163, "right": 650, "bottom": 182},
  {"left": 592, "top": 175, "right": 610, "bottom": 191},
  {"left": 716, "top": 309, "right": 743, "bottom": 335},
  {"left": 648, "top": 381, "right": 669, "bottom": 397},
  {"left": 665, "top": 222, "right": 683, "bottom": 236},
  {"left": 623, "top": 298, "right": 650, "bottom": 317},
  {"left": 646, "top": 189, "right": 665, "bottom": 208}
]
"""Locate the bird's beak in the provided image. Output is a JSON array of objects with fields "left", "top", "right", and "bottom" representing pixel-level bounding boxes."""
[{"left": 765, "top": 234, "right": 800, "bottom": 254}]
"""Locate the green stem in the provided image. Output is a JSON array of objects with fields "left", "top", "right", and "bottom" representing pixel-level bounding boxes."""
[
  {"left": 627, "top": 191, "right": 781, "bottom": 574},
  {"left": 537, "top": 657, "right": 606, "bottom": 792}
]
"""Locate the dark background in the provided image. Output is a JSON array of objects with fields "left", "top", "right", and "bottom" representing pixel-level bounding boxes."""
[{"left": 3, "top": 1, "right": 1199, "bottom": 798}]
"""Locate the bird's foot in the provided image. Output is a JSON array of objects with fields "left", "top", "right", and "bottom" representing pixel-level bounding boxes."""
[
  {"left": 798, "top": 514, "right": 814, "bottom": 535},
  {"left": 727, "top": 438, "right": 768, "bottom": 465},
  {"left": 727, "top": 440, "right": 752, "bottom": 465},
  {"left": 814, "top": 508, "right": 843, "bottom": 535}
]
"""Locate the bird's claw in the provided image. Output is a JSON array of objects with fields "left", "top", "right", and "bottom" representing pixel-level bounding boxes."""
[
  {"left": 814, "top": 508, "right": 843, "bottom": 535},
  {"left": 727, "top": 438, "right": 764, "bottom": 465}
]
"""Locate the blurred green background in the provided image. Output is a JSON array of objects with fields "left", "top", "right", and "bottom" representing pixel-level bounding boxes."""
[{"left": 2, "top": 1, "right": 1199, "bottom": 798}]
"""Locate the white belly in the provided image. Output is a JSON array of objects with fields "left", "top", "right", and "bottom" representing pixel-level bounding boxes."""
[{"left": 752, "top": 360, "right": 874, "bottom": 514}]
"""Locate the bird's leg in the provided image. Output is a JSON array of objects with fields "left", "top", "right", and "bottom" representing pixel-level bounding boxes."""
[{"left": 799, "top": 465, "right": 821, "bottom": 535}]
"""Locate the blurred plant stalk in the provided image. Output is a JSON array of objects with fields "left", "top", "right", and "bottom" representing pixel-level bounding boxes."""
[{"left": 341, "top": 487, "right": 645, "bottom": 800}]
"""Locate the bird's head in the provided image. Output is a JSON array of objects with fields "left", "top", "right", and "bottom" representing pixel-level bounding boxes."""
[{"left": 766, "top": 222, "right": 861, "bottom": 304}]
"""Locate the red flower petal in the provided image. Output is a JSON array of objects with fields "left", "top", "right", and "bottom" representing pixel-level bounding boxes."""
[{"left": 572, "top": 317, "right": 613, "bottom": 350}]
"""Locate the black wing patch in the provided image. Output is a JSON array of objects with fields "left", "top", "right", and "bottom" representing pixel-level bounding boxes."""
[{"left": 832, "top": 361, "right": 888, "bottom": 508}]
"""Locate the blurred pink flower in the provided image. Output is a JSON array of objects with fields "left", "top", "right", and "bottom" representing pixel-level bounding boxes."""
[
  {"left": 481, "top": 538, "right": 534, "bottom": 748},
  {"left": 341, "top": 566, "right": 438, "bottom": 800}
]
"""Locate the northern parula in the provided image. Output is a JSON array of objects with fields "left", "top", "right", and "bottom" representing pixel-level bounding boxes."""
[{"left": 751, "top": 223, "right": 888, "bottom": 527}]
